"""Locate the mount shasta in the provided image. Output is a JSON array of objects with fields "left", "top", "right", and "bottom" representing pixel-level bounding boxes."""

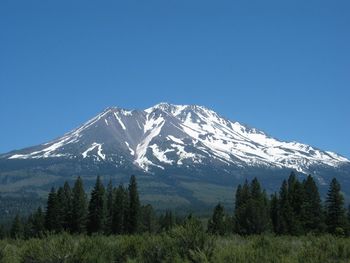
[{"left": 1, "top": 103, "right": 349, "bottom": 209}]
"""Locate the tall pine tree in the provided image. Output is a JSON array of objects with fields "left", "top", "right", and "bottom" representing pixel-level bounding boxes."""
[
  {"left": 325, "top": 178, "right": 347, "bottom": 235},
  {"left": 105, "top": 179, "right": 114, "bottom": 234},
  {"left": 87, "top": 176, "right": 107, "bottom": 234},
  {"left": 300, "top": 175, "right": 324, "bottom": 233},
  {"left": 207, "top": 203, "right": 226, "bottom": 235},
  {"left": 45, "top": 187, "right": 60, "bottom": 232},
  {"left": 112, "top": 184, "right": 128, "bottom": 234},
  {"left": 128, "top": 175, "right": 140, "bottom": 234},
  {"left": 71, "top": 176, "right": 87, "bottom": 233},
  {"left": 10, "top": 214, "right": 23, "bottom": 239}
]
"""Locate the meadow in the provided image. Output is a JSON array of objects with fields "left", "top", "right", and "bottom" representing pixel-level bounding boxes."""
[{"left": 1, "top": 232, "right": 350, "bottom": 263}]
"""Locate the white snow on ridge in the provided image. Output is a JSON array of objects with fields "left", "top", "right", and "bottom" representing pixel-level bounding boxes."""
[
  {"left": 167, "top": 135, "right": 184, "bottom": 145},
  {"left": 82, "top": 143, "right": 105, "bottom": 160},
  {"left": 135, "top": 115, "right": 165, "bottom": 170},
  {"left": 149, "top": 144, "right": 173, "bottom": 164},
  {"left": 125, "top": 142, "right": 135, "bottom": 156},
  {"left": 114, "top": 112, "right": 126, "bottom": 130}
]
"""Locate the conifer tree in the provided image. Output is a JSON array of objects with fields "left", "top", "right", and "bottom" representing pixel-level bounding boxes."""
[
  {"left": 140, "top": 204, "right": 156, "bottom": 233},
  {"left": 300, "top": 175, "right": 324, "bottom": 233},
  {"left": 270, "top": 193, "right": 280, "bottom": 233},
  {"left": 105, "top": 179, "right": 114, "bottom": 234},
  {"left": 61, "top": 181, "right": 72, "bottom": 231},
  {"left": 127, "top": 175, "right": 140, "bottom": 234},
  {"left": 45, "top": 187, "right": 60, "bottom": 232},
  {"left": 112, "top": 184, "right": 128, "bottom": 234},
  {"left": 55, "top": 187, "right": 66, "bottom": 232},
  {"left": 234, "top": 184, "right": 242, "bottom": 211},
  {"left": 160, "top": 210, "right": 175, "bottom": 231},
  {"left": 234, "top": 178, "right": 270, "bottom": 234},
  {"left": 10, "top": 214, "right": 23, "bottom": 239},
  {"left": 325, "top": 178, "right": 347, "bottom": 235},
  {"left": 278, "top": 180, "right": 294, "bottom": 234},
  {"left": 0, "top": 224, "right": 5, "bottom": 239},
  {"left": 208, "top": 203, "right": 226, "bottom": 235},
  {"left": 32, "top": 207, "right": 45, "bottom": 237},
  {"left": 87, "top": 176, "right": 107, "bottom": 234},
  {"left": 287, "top": 172, "right": 304, "bottom": 234},
  {"left": 71, "top": 176, "right": 87, "bottom": 233}
]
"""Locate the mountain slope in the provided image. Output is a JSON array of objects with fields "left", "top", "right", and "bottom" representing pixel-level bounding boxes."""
[{"left": 0, "top": 103, "right": 349, "bottom": 208}]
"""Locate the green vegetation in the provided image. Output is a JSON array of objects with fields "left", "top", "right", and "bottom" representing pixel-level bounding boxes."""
[
  {"left": 0, "top": 231, "right": 349, "bottom": 262},
  {"left": 1, "top": 172, "right": 350, "bottom": 262}
]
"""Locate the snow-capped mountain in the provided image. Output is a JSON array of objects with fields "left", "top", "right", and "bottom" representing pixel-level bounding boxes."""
[
  {"left": 1, "top": 103, "right": 349, "bottom": 208},
  {"left": 3, "top": 103, "right": 349, "bottom": 173}
]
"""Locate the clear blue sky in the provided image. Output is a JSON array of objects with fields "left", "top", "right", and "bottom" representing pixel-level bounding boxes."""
[{"left": 0, "top": 0, "right": 349, "bottom": 158}]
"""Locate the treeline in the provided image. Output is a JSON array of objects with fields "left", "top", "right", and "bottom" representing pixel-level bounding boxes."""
[
  {"left": 208, "top": 172, "right": 350, "bottom": 236},
  {"left": 4, "top": 175, "right": 181, "bottom": 239},
  {"left": 3, "top": 172, "right": 350, "bottom": 239}
]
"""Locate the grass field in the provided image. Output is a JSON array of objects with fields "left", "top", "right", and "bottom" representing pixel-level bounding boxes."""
[{"left": 1, "top": 233, "right": 349, "bottom": 263}]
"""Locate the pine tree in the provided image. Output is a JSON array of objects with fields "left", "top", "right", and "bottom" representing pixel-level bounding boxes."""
[
  {"left": 0, "top": 224, "right": 5, "bottom": 239},
  {"left": 45, "top": 187, "right": 60, "bottom": 232},
  {"left": 31, "top": 207, "right": 45, "bottom": 237},
  {"left": 127, "top": 175, "right": 140, "bottom": 234},
  {"left": 207, "top": 203, "right": 226, "bottom": 235},
  {"left": 160, "top": 210, "right": 175, "bottom": 231},
  {"left": 248, "top": 178, "right": 271, "bottom": 234},
  {"left": 278, "top": 180, "right": 294, "bottom": 234},
  {"left": 105, "top": 179, "right": 114, "bottom": 234},
  {"left": 270, "top": 193, "right": 280, "bottom": 233},
  {"left": 287, "top": 172, "right": 304, "bottom": 234},
  {"left": 140, "top": 204, "right": 156, "bottom": 233},
  {"left": 234, "top": 184, "right": 242, "bottom": 212},
  {"left": 71, "top": 176, "right": 87, "bottom": 233},
  {"left": 10, "top": 214, "right": 23, "bottom": 239},
  {"left": 62, "top": 181, "right": 72, "bottom": 231},
  {"left": 87, "top": 176, "right": 107, "bottom": 234},
  {"left": 300, "top": 175, "right": 324, "bottom": 233},
  {"left": 112, "top": 184, "right": 128, "bottom": 234},
  {"left": 55, "top": 187, "right": 65, "bottom": 232},
  {"left": 234, "top": 178, "right": 270, "bottom": 234},
  {"left": 325, "top": 178, "right": 347, "bottom": 235}
]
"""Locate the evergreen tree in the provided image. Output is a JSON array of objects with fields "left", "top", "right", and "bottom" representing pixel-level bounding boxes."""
[
  {"left": 71, "top": 176, "right": 87, "bottom": 233},
  {"left": 160, "top": 210, "right": 175, "bottom": 231},
  {"left": 234, "top": 184, "right": 242, "bottom": 212},
  {"left": 325, "top": 178, "right": 347, "bottom": 235},
  {"left": 207, "top": 203, "right": 226, "bottom": 235},
  {"left": 10, "top": 214, "right": 23, "bottom": 239},
  {"left": 62, "top": 181, "right": 72, "bottom": 231},
  {"left": 45, "top": 187, "right": 60, "bottom": 232},
  {"left": 234, "top": 178, "right": 270, "bottom": 234},
  {"left": 105, "top": 179, "right": 114, "bottom": 234},
  {"left": 270, "top": 193, "right": 280, "bottom": 233},
  {"left": 55, "top": 187, "right": 65, "bottom": 232},
  {"left": 0, "top": 224, "right": 5, "bottom": 239},
  {"left": 287, "top": 172, "right": 304, "bottom": 234},
  {"left": 140, "top": 204, "right": 156, "bottom": 233},
  {"left": 127, "top": 175, "right": 140, "bottom": 234},
  {"left": 87, "top": 176, "right": 107, "bottom": 234},
  {"left": 278, "top": 180, "right": 294, "bottom": 234},
  {"left": 31, "top": 207, "right": 45, "bottom": 237},
  {"left": 300, "top": 175, "right": 324, "bottom": 233},
  {"left": 112, "top": 184, "right": 128, "bottom": 234}
]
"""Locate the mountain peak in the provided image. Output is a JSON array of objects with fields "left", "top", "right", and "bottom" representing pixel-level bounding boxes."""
[{"left": 3, "top": 103, "right": 349, "bottom": 175}]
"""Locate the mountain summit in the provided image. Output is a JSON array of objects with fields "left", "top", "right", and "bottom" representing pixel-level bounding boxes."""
[
  {"left": 1, "top": 103, "right": 349, "bottom": 208},
  {"left": 4, "top": 103, "right": 348, "bottom": 172}
]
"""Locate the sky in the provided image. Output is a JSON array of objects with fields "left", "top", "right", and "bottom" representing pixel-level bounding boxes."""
[{"left": 0, "top": 0, "right": 349, "bottom": 158}]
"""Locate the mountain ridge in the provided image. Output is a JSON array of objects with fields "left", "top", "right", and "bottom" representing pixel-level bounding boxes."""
[
  {"left": 0, "top": 103, "right": 349, "bottom": 208},
  {"left": 2, "top": 102, "right": 348, "bottom": 173}
]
